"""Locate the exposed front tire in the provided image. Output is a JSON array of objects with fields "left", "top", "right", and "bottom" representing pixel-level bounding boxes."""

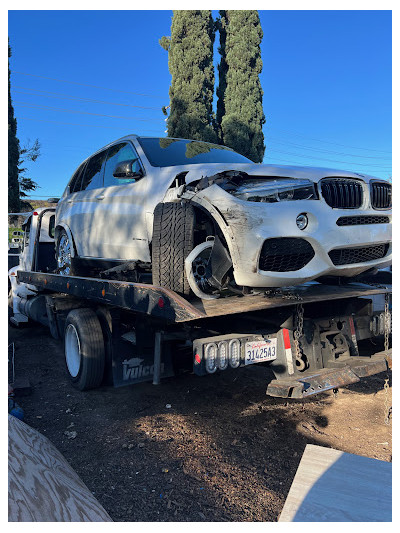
[
  {"left": 56, "top": 229, "right": 75, "bottom": 276},
  {"left": 152, "top": 202, "right": 195, "bottom": 297},
  {"left": 64, "top": 308, "right": 105, "bottom": 391}
]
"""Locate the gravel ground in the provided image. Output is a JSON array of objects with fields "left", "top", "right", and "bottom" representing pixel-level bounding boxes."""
[{"left": 8, "top": 322, "right": 392, "bottom": 522}]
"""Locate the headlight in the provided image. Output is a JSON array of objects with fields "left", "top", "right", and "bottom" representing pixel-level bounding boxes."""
[{"left": 233, "top": 178, "right": 318, "bottom": 203}]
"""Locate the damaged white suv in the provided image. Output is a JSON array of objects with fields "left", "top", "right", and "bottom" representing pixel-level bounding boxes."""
[{"left": 55, "top": 135, "right": 392, "bottom": 298}]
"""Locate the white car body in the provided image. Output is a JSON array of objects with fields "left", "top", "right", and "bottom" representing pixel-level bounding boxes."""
[{"left": 56, "top": 135, "right": 392, "bottom": 288}]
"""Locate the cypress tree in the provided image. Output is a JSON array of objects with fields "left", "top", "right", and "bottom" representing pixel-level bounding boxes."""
[
  {"left": 160, "top": 10, "right": 217, "bottom": 142},
  {"left": 216, "top": 11, "right": 265, "bottom": 163},
  {"left": 8, "top": 42, "right": 21, "bottom": 213}
]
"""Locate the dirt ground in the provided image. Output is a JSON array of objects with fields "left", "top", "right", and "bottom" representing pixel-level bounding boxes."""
[{"left": 8, "top": 322, "right": 392, "bottom": 522}]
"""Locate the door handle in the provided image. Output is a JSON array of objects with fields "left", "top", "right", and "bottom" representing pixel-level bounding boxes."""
[
  {"left": 67, "top": 199, "right": 73, "bottom": 204},
  {"left": 96, "top": 194, "right": 105, "bottom": 201}
]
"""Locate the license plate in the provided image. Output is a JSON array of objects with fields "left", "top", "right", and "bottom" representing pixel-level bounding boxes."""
[{"left": 245, "top": 338, "right": 277, "bottom": 365}]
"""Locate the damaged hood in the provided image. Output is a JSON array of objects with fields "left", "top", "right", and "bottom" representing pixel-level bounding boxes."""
[{"left": 157, "top": 162, "right": 385, "bottom": 186}]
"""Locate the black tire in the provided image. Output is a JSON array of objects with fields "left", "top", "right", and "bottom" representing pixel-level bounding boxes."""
[
  {"left": 64, "top": 308, "right": 105, "bottom": 391},
  {"left": 56, "top": 229, "right": 76, "bottom": 276},
  {"left": 152, "top": 202, "right": 195, "bottom": 296}
]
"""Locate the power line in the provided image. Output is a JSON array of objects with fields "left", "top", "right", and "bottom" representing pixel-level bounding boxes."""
[
  {"left": 24, "top": 194, "right": 59, "bottom": 198},
  {"left": 263, "top": 154, "right": 391, "bottom": 173},
  {"left": 266, "top": 137, "right": 392, "bottom": 160},
  {"left": 14, "top": 101, "right": 164, "bottom": 123},
  {"left": 15, "top": 87, "right": 390, "bottom": 161},
  {"left": 266, "top": 125, "right": 392, "bottom": 154},
  {"left": 18, "top": 116, "right": 162, "bottom": 133},
  {"left": 11, "top": 71, "right": 166, "bottom": 100},
  {"left": 13, "top": 86, "right": 162, "bottom": 111},
  {"left": 264, "top": 147, "right": 392, "bottom": 169}
]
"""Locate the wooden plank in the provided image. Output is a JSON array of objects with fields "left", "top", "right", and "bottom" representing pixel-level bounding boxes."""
[
  {"left": 279, "top": 444, "right": 391, "bottom": 522},
  {"left": 8, "top": 415, "right": 112, "bottom": 522}
]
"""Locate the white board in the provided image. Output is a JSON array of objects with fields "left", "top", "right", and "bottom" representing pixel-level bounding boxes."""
[{"left": 279, "top": 444, "right": 391, "bottom": 522}]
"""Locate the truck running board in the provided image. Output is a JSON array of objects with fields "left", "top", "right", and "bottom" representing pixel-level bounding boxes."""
[
  {"left": 9, "top": 313, "right": 29, "bottom": 326},
  {"left": 266, "top": 350, "right": 391, "bottom": 398}
]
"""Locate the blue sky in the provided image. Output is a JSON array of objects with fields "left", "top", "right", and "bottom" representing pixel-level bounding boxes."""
[{"left": 8, "top": 10, "right": 392, "bottom": 199}]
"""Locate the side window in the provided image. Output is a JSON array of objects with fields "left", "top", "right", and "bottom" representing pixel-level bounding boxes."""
[
  {"left": 103, "top": 143, "right": 142, "bottom": 187},
  {"left": 81, "top": 150, "right": 107, "bottom": 191},
  {"left": 69, "top": 163, "right": 86, "bottom": 193}
]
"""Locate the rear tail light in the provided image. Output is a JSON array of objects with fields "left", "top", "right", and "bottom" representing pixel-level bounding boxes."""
[
  {"left": 217, "top": 341, "right": 229, "bottom": 370},
  {"left": 194, "top": 337, "right": 243, "bottom": 375},
  {"left": 204, "top": 343, "right": 217, "bottom": 374},
  {"left": 228, "top": 339, "right": 241, "bottom": 368}
]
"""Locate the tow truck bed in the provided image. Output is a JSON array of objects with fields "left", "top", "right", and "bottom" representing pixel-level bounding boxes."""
[
  {"left": 13, "top": 267, "right": 392, "bottom": 398},
  {"left": 17, "top": 270, "right": 391, "bottom": 323}
]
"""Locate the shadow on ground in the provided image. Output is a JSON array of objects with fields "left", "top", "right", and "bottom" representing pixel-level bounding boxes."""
[{"left": 8, "top": 324, "right": 392, "bottom": 522}]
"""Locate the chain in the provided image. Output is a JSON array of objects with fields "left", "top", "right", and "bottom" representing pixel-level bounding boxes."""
[
  {"left": 383, "top": 377, "right": 391, "bottom": 425},
  {"left": 382, "top": 293, "right": 391, "bottom": 424},
  {"left": 293, "top": 303, "right": 305, "bottom": 367},
  {"left": 264, "top": 288, "right": 303, "bottom": 301},
  {"left": 384, "top": 293, "right": 390, "bottom": 352}
]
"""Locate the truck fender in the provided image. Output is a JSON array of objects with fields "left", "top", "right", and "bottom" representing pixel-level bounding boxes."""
[{"left": 8, "top": 265, "right": 37, "bottom": 314}]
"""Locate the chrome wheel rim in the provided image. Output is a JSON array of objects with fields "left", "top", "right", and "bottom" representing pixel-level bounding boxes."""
[
  {"left": 65, "top": 324, "right": 81, "bottom": 378},
  {"left": 57, "top": 234, "right": 71, "bottom": 275}
]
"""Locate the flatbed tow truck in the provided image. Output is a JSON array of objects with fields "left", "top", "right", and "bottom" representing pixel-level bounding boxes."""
[{"left": 9, "top": 208, "right": 392, "bottom": 399}]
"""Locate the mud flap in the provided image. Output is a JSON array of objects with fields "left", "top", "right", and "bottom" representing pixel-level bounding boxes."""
[{"left": 107, "top": 315, "right": 175, "bottom": 387}]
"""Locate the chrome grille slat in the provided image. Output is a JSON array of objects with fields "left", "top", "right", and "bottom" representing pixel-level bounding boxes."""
[
  {"left": 321, "top": 178, "right": 363, "bottom": 209},
  {"left": 371, "top": 182, "right": 391, "bottom": 209}
]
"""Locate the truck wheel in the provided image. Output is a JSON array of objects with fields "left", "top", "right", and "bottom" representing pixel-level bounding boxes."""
[
  {"left": 56, "top": 229, "right": 75, "bottom": 276},
  {"left": 152, "top": 202, "right": 195, "bottom": 297},
  {"left": 64, "top": 308, "right": 105, "bottom": 391}
]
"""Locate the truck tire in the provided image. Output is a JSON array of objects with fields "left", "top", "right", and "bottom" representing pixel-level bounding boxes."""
[
  {"left": 64, "top": 308, "right": 105, "bottom": 391},
  {"left": 152, "top": 202, "right": 195, "bottom": 297}
]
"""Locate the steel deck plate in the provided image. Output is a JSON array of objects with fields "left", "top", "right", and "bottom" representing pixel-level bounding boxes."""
[{"left": 17, "top": 271, "right": 391, "bottom": 324}]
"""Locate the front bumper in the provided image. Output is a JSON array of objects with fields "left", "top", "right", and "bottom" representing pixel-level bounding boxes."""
[{"left": 222, "top": 199, "right": 392, "bottom": 287}]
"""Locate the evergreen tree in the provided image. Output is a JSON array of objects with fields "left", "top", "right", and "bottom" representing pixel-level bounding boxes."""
[
  {"left": 8, "top": 41, "right": 40, "bottom": 212},
  {"left": 18, "top": 139, "right": 41, "bottom": 209},
  {"left": 8, "top": 42, "right": 20, "bottom": 213},
  {"left": 216, "top": 11, "right": 265, "bottom": 163},
  {"left": 160, "top": 10, "right": 217, "bottom": 142}
]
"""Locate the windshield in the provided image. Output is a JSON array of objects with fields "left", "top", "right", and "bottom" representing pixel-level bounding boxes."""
[{"left": 137, "top": 137, "right": 252, "bottom": 167}]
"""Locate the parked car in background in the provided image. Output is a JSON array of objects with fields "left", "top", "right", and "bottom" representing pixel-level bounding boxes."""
[{"left": 55, "top": 135, "right": 392, "bottom": 297}]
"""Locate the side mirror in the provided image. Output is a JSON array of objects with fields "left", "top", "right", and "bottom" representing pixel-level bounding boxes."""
[{"left": 113, "top": 159, "right": 143, "bottom": 179}]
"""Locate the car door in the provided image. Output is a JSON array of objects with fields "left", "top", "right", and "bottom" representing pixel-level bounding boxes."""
[
  {"left": 90, "top": 141, "right": 151, "bottom": 261},
  {"left": 67, "top": 149, "right": 108, "bottom": 257}
]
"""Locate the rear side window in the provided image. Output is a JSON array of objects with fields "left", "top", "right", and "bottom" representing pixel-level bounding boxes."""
[
  {"left": 48, "top": 215, "right": 55, "bottom": 239},
  {"left": 103, "top": 143, "right": 141, "bottom": 187},
  {"left": 69, "top": 163, "right": 86, "bottom": 193},
  {"left": 81, "top": 150, "right": 107, "bottom": 191}
]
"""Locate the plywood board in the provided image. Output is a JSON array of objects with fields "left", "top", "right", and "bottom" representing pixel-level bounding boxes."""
[
  {"left": 279, "top": 444, "right": 391, "bottom": 522},
  {"left": 8, "top": 415, "right": 112, "bottom": 522}
]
